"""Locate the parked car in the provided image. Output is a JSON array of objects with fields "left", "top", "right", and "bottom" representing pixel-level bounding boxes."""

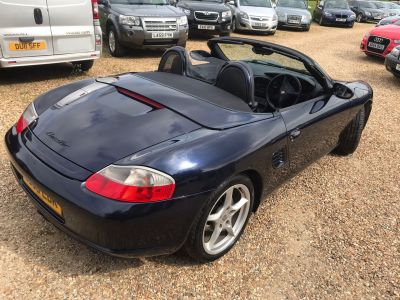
[
  {"left": 373, "top": 1, "right": 400, "bottom": 17},
  {"left": 313, "top": 0, "right": 356, "bottom": 27},
  {"left": 385, "top": 45, "right": 400, "bottom": 77},
  {"left": 5, "top": 37, "right": 373, "bottom": 262},
  {"left": 98, "top": 0, "right": 188, "bottom": 57},
  {"left": 177, "top": 0, "right": 232, "bottom": 36},
  {"left": 228, "top": 0, "right": 278, "bottom": 35},
  {"left": 360, "top": 20, "right": 400, "bottom": 57},
  {"left": 0, "top": 0, "right": 102, "bottom": 70},
  {"left": 275, "top": 0, "right": 311, "bottom": 31},
  {"left": 377, "top": 15, "right": 400, "bottom": 26},
  {"left": 349, "top": 0, "right": 387, "bottom": 23}
]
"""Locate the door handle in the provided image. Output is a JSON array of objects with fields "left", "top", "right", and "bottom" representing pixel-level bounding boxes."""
[
  {"left": 34, "top": 8, "right": 43, "bottom": 25},
  {"left": 290, "top": 129, "right": 301, "bottom": 141}
]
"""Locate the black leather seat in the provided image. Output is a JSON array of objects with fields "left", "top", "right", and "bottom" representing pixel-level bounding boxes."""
[
  {"left": 215, "top": 61, "right": 256, "bottom": 108},
  {"left": 158, "top": 46, "right": 188, "bottom": 75}
]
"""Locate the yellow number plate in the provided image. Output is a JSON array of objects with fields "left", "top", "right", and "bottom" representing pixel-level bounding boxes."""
[
  {"left": 9, "top": 41, "right": 47, "bottom": 51},
  {"left": 24, "top": 178, "right": 63, "bottom": 217}
]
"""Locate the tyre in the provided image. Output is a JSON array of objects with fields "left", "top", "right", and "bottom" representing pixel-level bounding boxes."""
[
  {"left": 356, "top": 14, "right": 363, "bottom": 23},
  {"left": 232, "top": 18, "right": 237, "bottom": 33},
  {"left": 319, "top": 16, "right": 325, "bottom": 26},
  {"left": 304, "top": 24, "right": 311, "bottom": 31},
  {"left": 72, "top": 60, "right": 94, "bottom": 71},
  {"left": 348, "top": 22, "right": 354, "bottom": 28},
  {"left": 184, "top": 174, "right": 254, "bottom": 262},
  {"left": 107, "top": 26, "right": 126, "bottom": 57},
  {"left": 220, "top": 31, "right": 231, "bottom": 37},
  {"left": 333, "top": 107, "right": 366, "bottom": 156}
]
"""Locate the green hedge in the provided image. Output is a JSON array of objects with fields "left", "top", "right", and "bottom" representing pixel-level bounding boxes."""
[{"left": 308, "top": 0, "right": 317, "bottom": 14}]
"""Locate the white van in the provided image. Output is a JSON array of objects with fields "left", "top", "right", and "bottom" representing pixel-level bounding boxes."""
[{"left": 0, "top": 0, "right": 102, "bottom": 71}]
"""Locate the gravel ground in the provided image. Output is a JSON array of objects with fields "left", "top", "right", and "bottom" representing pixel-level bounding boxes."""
[{"left": 0, "top": 23, "right": 399, "bottom": 299}]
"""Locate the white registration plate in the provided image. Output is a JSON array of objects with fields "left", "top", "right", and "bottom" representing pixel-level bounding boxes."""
[
  {"left": 288, "top": 19, "right": 300, "bottom": 24},
  {"left": 336, "top": 18, "right": 346, "bottom": 22},
  {"left": 368, "top": 42, "right": 385, "bottom": 50},
  {"left": 252, "top": 22, "right": 267, "bottom": 27},
  {"left": 198, "top": 24, "right": 215, "bottom": 30},
  {"left": 151, "top": 32, "right": 174, "bottom": 39},
  {"left": 396, "top": 64, "right": 400, "bottom": 71},
  {"left": 374, "top": 16, "right": 381, "bottom": 20}
]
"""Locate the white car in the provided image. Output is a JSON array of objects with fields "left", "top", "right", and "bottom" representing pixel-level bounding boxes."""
[
  {"left": 229, "top": 0, "right": 278, "bottom": 35},
  {"left": 0, "top": 0, "right": 102, "bottom": 70}
]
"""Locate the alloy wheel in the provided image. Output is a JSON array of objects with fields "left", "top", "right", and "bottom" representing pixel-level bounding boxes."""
[
  {"left": 109, "top": 30, "right": 116, "bottom": 54},
  {"left": 202, "top": 184, "right": 251, "bottom": 255}
]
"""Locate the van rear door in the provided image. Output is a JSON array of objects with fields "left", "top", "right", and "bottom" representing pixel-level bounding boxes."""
[
  {"left": 46, "top": 0, "right": 96, "bottom": 55},
  {"left": 0, "top": 0, "right": 54, "bottom": 59}
]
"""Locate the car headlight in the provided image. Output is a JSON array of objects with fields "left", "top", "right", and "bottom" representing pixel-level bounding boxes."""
[
  {"left": 324, "top": 12, "right": 333, "bottom": 16},
  {"left": 349, "top": 13, "right": 356, "bottom": 19},
  {"left": 272, "top": 14, "right": 278, "bottom": 21},
  {"left": 119, "top": 15, "right": 140, "bottom": 26},
  {"left": 182, "top": 8, "right": 191, "bottom": 15},
  {"left": 178, "top": 16, "right": 188, "bottom": 25},
  {"left": 239, "top": 11, "right": 249, "bottom": 19},
  {"left": 365, "top": 11, "right": 372, "bottom": 16},
  {"left": 222, "top": 10, "right": 232, "bottom": 18},
  {"left": 391, "top": 46, "right": 400, "bottom": 57},
  {"left": 277, "top": 11, "right": 285, "bottom": 18}
]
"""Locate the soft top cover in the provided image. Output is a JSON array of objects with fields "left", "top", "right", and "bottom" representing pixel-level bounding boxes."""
[{"left": 107, "top": 72, "right": 271, "bottom": 129}]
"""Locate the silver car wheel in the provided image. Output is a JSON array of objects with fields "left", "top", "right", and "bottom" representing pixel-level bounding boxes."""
[
  {"left": 202, "top": 184, "right": 251, "bottom": 255},
  {"left": 109, "top": 30, "right": 116, "bottom": 53}
]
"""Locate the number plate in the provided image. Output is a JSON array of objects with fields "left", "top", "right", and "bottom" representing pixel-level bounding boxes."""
[
  {"left": 288, "top": 19, "right": 301, "bottom": 24},
  {"left": 396, "top": 64, "right": 400, "bottom": 71},
  {"left": 151, "top": 32, "right": 174, "bottom": 39},
  {"left": 252, "top": 21, "right": 268, "bottom": 27},
  {"left": 9, "top": 41, "right": 46, "bottom": 51},
  {"left": 198, "top": 24, "right": 215, "bottom": 30},
  {"left": 24, "top": 177, "right": 63, "bottom": 217},
  {"left": 368, "top": 42, "right": 385, "bottom": 50},
  {"left": 335, "top": 18, "right": 346, "bottom": 22},
  {"left": 374, "top": 16, "right": 382, "bottom": 20}
]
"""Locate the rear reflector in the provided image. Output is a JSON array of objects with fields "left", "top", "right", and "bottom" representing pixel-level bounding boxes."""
[{"left": 116, "top": 87, "right": 165, "bottom": 109}]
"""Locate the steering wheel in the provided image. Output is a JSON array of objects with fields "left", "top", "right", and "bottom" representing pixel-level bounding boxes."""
[{"left": 266, "top": 74, "right": 302, "bottom": 110}]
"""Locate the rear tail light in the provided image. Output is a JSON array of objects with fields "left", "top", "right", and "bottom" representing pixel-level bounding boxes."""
[
  {"left": 91, "top": 0, "right": 99, "bottom": 20},
  {"left": 16, "top": 103, "right": 38, "bottom": 133},
  {"left": 95, "top": 34, "right": 102, "bottom": 46},
  {"left": 85, "top": 165, "right": 175, "bottom": 203}
]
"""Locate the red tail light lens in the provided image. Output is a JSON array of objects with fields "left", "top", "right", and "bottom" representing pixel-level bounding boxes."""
[
  {"left": 91, "top": 0, "right": 99, "bottom": 20},
  {"left": 86, "top": 166, "right": 175, "bottom": 203},
  {"left": 16, "top": 103, "right": 38, "bottom": 133}
]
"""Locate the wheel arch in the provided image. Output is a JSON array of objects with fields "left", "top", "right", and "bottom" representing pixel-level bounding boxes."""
[{"left": 239, "top": 169, "right": 264, "bottom": 212}]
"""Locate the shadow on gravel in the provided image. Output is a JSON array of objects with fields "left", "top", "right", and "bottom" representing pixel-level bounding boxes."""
[{"left": 0, "top": 64, "right": 86, "bottom": 85}]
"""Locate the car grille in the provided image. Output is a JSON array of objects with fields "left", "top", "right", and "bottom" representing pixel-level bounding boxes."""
[
  {"left": 367, "top": 35, "right": 390, "bottom": 53},
  {"left": 194, "top": 11, "right": 219, "bottom": 21},
  {"left": 334, "top": 14, "right": 348, "bottom": 18},
  {"left": 250, "top": 16, "right": 271, "bottom": 21},
  {"left": 143, "top": 18, "right": 177, "bottom": 32},
  {"left": 287, "top": 15, "right": 302, "bottom": 23}
]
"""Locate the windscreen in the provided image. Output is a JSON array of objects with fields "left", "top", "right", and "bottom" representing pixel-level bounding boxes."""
[
  {"left": 216, "top": 42, "right": 310, "bottom": 75},
  {"left": 277, "top": 0, "right": 307, "bottom": 9},
  {"left": 359, "top": 1, "right": 377, "bottom": 8},
  {"left": 324, "top": 0, "right": 350, "bottom": 9},
  {"left": 239, "top": 0, "right": 272, "bottom": 8}
]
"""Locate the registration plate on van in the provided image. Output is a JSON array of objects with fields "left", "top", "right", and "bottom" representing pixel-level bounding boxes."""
[{"left": 9, "top": 41, "right": 46, "bottom": 51}]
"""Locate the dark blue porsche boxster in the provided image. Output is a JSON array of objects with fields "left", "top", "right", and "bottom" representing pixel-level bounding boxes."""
[{"left": 5, "top": 37, "right": 373, "bottom": 262}]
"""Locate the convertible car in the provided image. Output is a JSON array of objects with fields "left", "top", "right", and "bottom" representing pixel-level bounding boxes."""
[{"left": 5, "top": 37, "right": 373, "bottom": 262}]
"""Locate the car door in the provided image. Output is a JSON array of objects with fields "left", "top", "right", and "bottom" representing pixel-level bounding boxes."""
[
  {"left": 0, "top": 0, "right": 54, "bottom": 59},
  {"left": 279, "top": 94, "right": 352, "bottom": 174},
  {"left": 46, "top": 0, "right": 95, "bottom": 55},
  {"left": 314, "top": 0, "right": 323, "bottom": 20}
]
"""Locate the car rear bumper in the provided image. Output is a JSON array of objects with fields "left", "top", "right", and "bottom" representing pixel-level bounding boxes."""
[
  {"left": 385, "top": 53, "right": 400, "bottom": 76},
  {"left": 5, "top": 127, "right": 211, "bottom": 258},
  {"left": 0, "top": 51, "right": 101, "bottom": 68}
]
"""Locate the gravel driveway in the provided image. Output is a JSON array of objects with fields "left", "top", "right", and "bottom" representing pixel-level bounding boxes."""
[{"left": 0, "top": 23, "right": 399, "bottom": 299}]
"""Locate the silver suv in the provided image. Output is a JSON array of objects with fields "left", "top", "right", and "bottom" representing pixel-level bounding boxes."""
[
  {"left": 98, "top": 0, "right": 188, "bottom": 57},
  {"left": 0, "top": 0, "right": 102, "bottom": 71}
]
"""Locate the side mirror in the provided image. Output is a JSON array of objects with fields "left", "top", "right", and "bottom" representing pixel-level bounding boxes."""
[
  {"left": 228, "top": 0, "right": 235, "bottom": 5},
  {"left": 333, "top": 82, "right": 353, "bottom": 99}
]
